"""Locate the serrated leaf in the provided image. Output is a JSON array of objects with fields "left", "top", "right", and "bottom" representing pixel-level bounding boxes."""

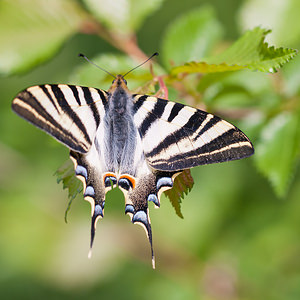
[
  {"left": 164, "top": 169, "right": 194, "bottom": 218},
  {"left": 171, "top": 27, "right": 298, "bottom": 76},
  {"left": 206, "top": 27, "right": 298, "bottom": 72},
  {"left": 254, "top": 112, "right": 300, "bottom": 197},
  {"left": 0, "top": 0, "right": 86, "bottom": 75},
  {"left": 55, "top": 159, "right": 82, "bottom": 222},
  {"left": 83, "top": 0, "right": 164, "bottom": 34},
  {"left": 161, "top": 6, "right": 223, "bottom": 69}
]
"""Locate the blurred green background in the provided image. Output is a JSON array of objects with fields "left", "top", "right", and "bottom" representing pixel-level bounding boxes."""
[{"left": 1, "top": 0, "right": 300, "bottom": 299}]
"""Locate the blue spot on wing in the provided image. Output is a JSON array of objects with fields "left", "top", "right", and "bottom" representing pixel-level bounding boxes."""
[
  {"left": 84, "top": 186, "right": 95, "bottom": 197},
  {"left": 132, "top": 211, "right": 148, "bottom": 225},
  {"left": 125, "top": 204, "right": 135, "bottom": 214},
  {"left": 94, "top": 204, "right": 103, "bottom": 218},
  {"left": 148, "top": 194, "right": 160, "bottom": 207},
  {"left": 75, "top": 165, "right": 87, "bottom": 179},
  {"left": 156, "top": 177, "right": 173, "bottom": 190}
]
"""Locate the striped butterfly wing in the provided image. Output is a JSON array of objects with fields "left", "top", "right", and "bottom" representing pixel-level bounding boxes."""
[
  {"left": 12, "top": 84, "right": 108, "bottom": 153},
  {"left": 133, "top": 95, "right": 254, "bottom": 171},
  {"left": 12, "top": 83, "right": 110, "bottom": 255}
]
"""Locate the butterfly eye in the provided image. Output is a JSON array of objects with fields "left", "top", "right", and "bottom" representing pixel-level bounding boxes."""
[{"left": 123, "top": 79, "right": 127, "bottom": 85}]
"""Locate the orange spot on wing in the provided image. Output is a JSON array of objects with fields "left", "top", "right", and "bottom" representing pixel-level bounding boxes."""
[
  {"left": 103, "top": 172, "right": 117, "bottom": 184},
  {"left": 119, "top": 174, "right": 136, "bottom": 189}
]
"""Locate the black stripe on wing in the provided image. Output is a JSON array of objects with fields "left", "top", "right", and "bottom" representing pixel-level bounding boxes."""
[
  {"left": 40, "top": 85, "right": 60, "bottom": 113},
  {"left": 51, "top": 85, "right": 92, "bottom": 145},
  {"left": 167, "top": 102, "right": 184, "bottom": 122},
  {"left": 132, "top": 94, "right": 148, "bottom": 112},
  {"left": 82, "top": 86, "right": 101, "bottom": 128},
  {"left": 133, "top": 95, "right": 254, "bottom": 171},
  {"left": 69, "top": 85, "right": 82, "bottom": 106},
  {"left": 144, "top": 111, "right": 205, "bottom": 158},
  {"left": 139, "top": 100, "right": 168, "bottom": 136}
]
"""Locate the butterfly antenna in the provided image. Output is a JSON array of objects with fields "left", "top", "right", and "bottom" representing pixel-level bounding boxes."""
[
  {"left": 122, "top": 52, "right": 159, "bottom": 78},
  {"left": 78, "top": 53, "right": 116, "bottom": 79}
]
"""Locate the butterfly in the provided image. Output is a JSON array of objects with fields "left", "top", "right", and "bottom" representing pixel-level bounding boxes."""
[{"left": 12, "top": 54, "right": 254, "bottom": 268}]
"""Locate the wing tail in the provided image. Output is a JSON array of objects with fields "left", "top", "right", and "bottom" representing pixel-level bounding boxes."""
[{"left": 120, "top": 171, "right": 178, "bottom": 268}]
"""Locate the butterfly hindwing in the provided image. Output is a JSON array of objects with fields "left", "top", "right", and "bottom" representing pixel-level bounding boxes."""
[
  {"left": 12, "top": 84, "right": 108, "bottom": 153},
  {"left": 133, "top": 94, "right": 254, "bottom": 171},
  {"left": 70, "top": 149, "right": 112, "bottom": 253},
  {"left": 120, "top": 169, "right": 180, "bottom": 268}
]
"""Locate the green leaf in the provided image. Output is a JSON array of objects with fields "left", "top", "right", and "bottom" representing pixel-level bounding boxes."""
[
  {"left": 254, "top": 112, "right": 300, "bottom": 197},
  {"left": 55, "top": 159, "right": 83, "bottom": 222},
  {"left": 161, "top": 6, "right": 223, "bottom": 69},
  {"left": 206, "top": 28, "right": 298, "bottom": 72},
  {"left": 171, "top": 61, "right": 244, "bottom": 75},
  {"left": 83, "top": 0, "right": 164, "bottom": 34},
  {"left": 171, "top": 27, "right": 298, "bottom": 76},
  {"left": 164, "top": 169, "right": 194, "bottom": 218},
  {"left": 0, "top": 0, "right": 86, "bottom": 75}
]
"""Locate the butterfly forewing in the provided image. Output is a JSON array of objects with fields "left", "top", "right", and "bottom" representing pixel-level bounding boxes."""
[
  {"left": 133, "top": 95, "right": 254, "bottom": 171},
  {"left": 12, "top": 84, "right": 108, "bottom": 153}
]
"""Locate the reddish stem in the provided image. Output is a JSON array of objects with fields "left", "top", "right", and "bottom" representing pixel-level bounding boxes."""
[{"left": 156, "top": 76, "right": 169, "bottom": 99}]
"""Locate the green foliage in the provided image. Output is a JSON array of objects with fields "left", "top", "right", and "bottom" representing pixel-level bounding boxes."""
[
  {"left": 171, "top": 27, "right": 298, "bottom": 75},
  {"left": 0, "top": 0, "right": 86, "bottom": 75},
  {"left": 282, "top": 54, "right": 300, "bottom": 96},
  {"left": 164, "top": 170, "right": 194, "bottom": 218},
  {"left": 83, "top": 0, "right": 164, "bottom": 34},
  {"left": 55, "top": 159, "right": 82, "bottom": 222},
  {"left": 255, "top": 112, "right": 300, "bottom": 196},
  {"left": 161, "top": 6, "right": 223, "bottom": 68},
  {"left": 171, "top": 61, "right": 245, "bottom": 74},
  {"left": 1, "top": 1, "right": 300, "bottom": 299},
  {"left": 240, "top": 0, "right": 300, "bottom": 46}
]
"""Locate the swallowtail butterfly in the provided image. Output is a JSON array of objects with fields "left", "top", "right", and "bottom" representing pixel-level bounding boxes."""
[{"left": 12, "top": 54, "right": 254, "bottom": 268}]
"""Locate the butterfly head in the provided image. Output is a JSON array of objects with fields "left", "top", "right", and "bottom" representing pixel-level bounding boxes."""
[
  {"left": 108, "top": 74, "right": 130, "bottom": 94},
  {"left": 112, "top": 74, "right": 127, "bottom": 85},
  {"left": 108, "top": 52, "right": 158, "bottom": 93}
]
